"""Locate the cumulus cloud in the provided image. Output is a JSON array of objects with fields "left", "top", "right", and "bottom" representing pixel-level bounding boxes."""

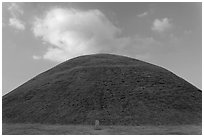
[
  {"left": 33, "top": 55, "right": 41, "bottom": 60},
  {"left": 151, "top": 18, "right": 172, "bottom": 33},
  {"left": 9, "top": 18, "right": 25, "bottom": 30},
  {"left": 32, "top": 8, "right": 160, "bottom": 62},
  {"left": 7, "top": 3, "right": 25, "bottom": 30},
  {"left": 8, "top": 3, "right": 24, "bottom": 17},
  {"left": 32, "top": 8, "right": 121, "bottom": 62},
  {"left": 137, "top": 12, "right": 148, "bottom": 17}
]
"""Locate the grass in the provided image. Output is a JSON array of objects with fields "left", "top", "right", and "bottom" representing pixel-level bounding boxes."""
[
  {"left": 2, "top": 123, "right": 202, "bottom": 135},
  {"left": 3, "top": 54, "right": 201, "bottom": 125}
]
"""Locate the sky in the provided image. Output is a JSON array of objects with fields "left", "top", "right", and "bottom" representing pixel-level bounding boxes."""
[{"left": 2, "top": 2, "right": 202, "bottom": 95}]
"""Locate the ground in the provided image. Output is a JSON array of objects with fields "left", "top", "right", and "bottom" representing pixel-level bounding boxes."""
[{"left": 2, "top": 123, "right": 202, "bottom": 135}]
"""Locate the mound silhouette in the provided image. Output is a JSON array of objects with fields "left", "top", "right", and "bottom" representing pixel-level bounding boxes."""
[{"left": 3, "top": 54, "right": 201, "bottom": 125}]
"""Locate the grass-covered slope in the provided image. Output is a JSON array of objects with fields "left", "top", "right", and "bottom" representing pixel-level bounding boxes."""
[{"left": 3, "top": 54, "right": 202, "bottom": 125}]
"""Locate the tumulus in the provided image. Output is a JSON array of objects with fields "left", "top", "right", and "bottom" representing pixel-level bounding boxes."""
[{"left": 3, "top": 54, "right": 202, "bottom": 125}]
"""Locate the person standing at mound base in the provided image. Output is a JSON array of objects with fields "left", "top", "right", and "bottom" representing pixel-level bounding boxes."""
[{"left": 94, "top": 120, "right": 101, "bottom": 130}]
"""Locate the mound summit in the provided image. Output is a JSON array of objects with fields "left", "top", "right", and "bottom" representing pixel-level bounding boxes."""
[{"left": 3, "top": 54, "right": 202, "bottom": 125}]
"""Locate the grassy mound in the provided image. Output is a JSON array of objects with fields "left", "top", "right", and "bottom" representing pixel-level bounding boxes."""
[{"left": 3, "top": 54, "right": 202, "bottom": 125}]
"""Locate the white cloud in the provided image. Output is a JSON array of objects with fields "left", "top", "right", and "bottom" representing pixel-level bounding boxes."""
[
  {"left": 33, "top": 55, "right": 41, "bottom": 60},
  {"left": 32, "top": 8, "right": 121, "bottom": 62},
  {"left": 137, "top": 12, "right": 148, "bottom": 17},
  {"left": 9, "top": 18, "right": 25, "bottom": 30},
  {"left": 32, "top": 8, "right": 161, "bottom": 62},
  {"left": 151, "top": 18, "right": 172, "bottom": 33},
  {"left": 7, "top": 3, "right": 25, "bottom": 30},
  {"left": 8, "top": 3, "right": 24, "bottom": 17}
]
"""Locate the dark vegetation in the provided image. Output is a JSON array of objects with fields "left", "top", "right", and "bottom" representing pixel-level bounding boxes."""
[{"left": 3, "top": 54, "right": 202, "bottom": 125}]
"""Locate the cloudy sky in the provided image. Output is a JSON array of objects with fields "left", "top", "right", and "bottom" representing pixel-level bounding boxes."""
[{"left": 2, "top": 2, "right": 202, "bottom": 95}]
